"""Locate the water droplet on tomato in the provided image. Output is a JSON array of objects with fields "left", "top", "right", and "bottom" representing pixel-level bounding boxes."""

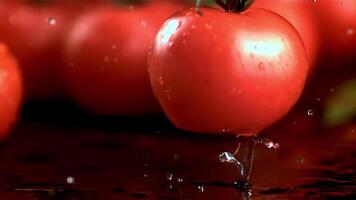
[
  {"left": 346, "top": 28, "right": 354, "bottom": 36},
  {"left": 307, "top": 109, "right": 314, "bottom": 116},
  {"left": 47, "top": 18, "right": 56, "bottom": 26},
  {"left": 104, "top": 56, "right": 110, "bottom": 63},
  {"left": 140, "top": 20, "right": 147, "bottom": 27}
]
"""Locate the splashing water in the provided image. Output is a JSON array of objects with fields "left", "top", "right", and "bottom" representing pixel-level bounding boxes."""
[{"left": 219, "top": 135, "right": 280, "bottom": 183}]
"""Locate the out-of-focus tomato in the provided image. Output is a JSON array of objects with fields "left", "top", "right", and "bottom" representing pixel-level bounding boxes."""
[
  {"left": 0, "top": 43, "right": 23, "bottom": 140},
  {"left": 61, "top": 2, "right": 182, "bottom": 115},
  {"left": 253, "top": 0, "right": 319, "bottom": 73},
  {"left": 314, "top": 0, "right": 356, "bottom": 67},
  {"left": 148, "top": 6, "right": 309, "bottom": 135},
  {"left": 0, "top": 2, "right": 69, "bottom": 99}
]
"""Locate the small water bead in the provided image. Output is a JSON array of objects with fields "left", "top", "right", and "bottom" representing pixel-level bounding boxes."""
[
  {"left": 140, "top": 20, "right": 147, "bottom": 27},
  {"left": 346, "top": 28, "right": 354, "bottom": 36},
  {"left": 316, "top": 97, "right": 321, "bottom": 102},
  {"left": 66, "top": 176, "right": 75, "bottom": 184},
  {"left": 112, "top": 44, "right": 117, "bottom": 50},
  {"left": 143, "top": 174, "right": 148, "bottom": 178},
  {"left": 47, "top": 18, "right": 56, "bottom": 26},
  {"left": 104, "top": 56, "right": 110, "bottom": 63},
  {"left": 177, "top": 178, "right": 184, "bottom": 183},
  {"left": 307, "top": 109, "right": 314, "bottom": 116},
  {"left": 166, "top": 173, "right": 173, "bottom": 181},
  {"left": 312, "top": 0, "right": 317, "bottom": 3},
  {"left": 197, "top": 185, "right": 205, "bottom": 192},
  {"left": 173, "top": 153, "right": 180, "bottom": 160}
]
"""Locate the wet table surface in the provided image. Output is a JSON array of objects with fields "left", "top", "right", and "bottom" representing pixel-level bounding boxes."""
[{"left": 0, "top": 69, "right": 355, "bottom": 200}]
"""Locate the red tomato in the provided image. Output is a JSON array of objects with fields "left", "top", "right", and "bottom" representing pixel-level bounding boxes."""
[
  {"left": 148, "top": 6, "right": 309, "bottom": 135},
  {"left": 252, "top": 0, "right": 320, "bottom": 73},
  {"left": 0, "top": 2, "right": 69, "bottom": 99},
  {"left": 61, "top": 2, "right": 181, "bottom": 115},
  {"left": 0, "top": 43, "right": 23, "bottom": 140},
  {"left": 314, "top": 0, "right": 356, "bottom": 66}
]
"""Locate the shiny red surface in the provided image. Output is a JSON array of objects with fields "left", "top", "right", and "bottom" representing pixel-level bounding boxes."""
[
  {"left": 149, "top": 7, "right": 308, "bottom": 135},
  {"left": 0, "top": 43, "right": 23, "bottom": 140},
  {"left": 253, "top": 0, "right": 320, "bottom": 71}
]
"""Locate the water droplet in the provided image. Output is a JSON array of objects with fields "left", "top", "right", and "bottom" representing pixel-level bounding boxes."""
[
  {"left": 177, "top": 178, "right": 184, "bottom": 183},
  {"left": 143, "top": 174, "right": 148, "bottom": 178},
  {"left": 128, "top": 6, "right": 135, "bottom": 11},
  {"left": 173, "top": 153, "right": 180, "bottom": 160},
  {"left": 312, "top": 0, "right": 317, "bottom": 3},
  {"left": 197, "top": 185, "right": 205, "bottom": 192},
  {"left": 292, "top": 121, "right": 297, "bottom": 125},
  {"left": 8, "top": 15, "right": 17, "bottom": 25},
  {"left": 307, "top": 109, "right": 314, "bottom": 116},
  {"left": 204, "top": 24, "right": 212, "bottom": 29},
  {"left": 166, "top": 173, "right": 173, "bottom": 181},
  {"left": 346, "top": 28, "right": 354, "bottom": 36},
  {"left": 316, "top": 97, "right": 321, "bottom": 101},
  {"left": 330, "top": 88, "right": 335, "bottom": 92},
  {"left": 297, "top": 157, "right": 305, "bottom": 164},
  {"left": 104, "top": 56, "right": 110, "bottom": 63},
  {"left": 112, "top": 44, "right": 117, "bottom": 50},
  {"left": 191, "top": 24, "right": 197, "bottom": 29},
  {"left": 168, "top": 184, "right": 175, "bottom": 191},
  {"left": 140, "top": 20, "right": 147, "bottom": 27},
  {"left": 47, "top": 18, "right": 56, "bottom": 26},
  {"left": 66, "top": 176, "right": 75, "bottom": 184}
]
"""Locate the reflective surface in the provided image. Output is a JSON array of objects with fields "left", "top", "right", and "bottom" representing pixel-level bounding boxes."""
[{"left": 0, "top": 65, "right": 355, "bottom": 200}]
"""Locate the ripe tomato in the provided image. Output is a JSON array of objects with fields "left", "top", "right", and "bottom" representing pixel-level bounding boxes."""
[
  {"left": 148, "top": 6, "right": 309, "bottom": 135},
  {"left": 252, "top": 0, "right": 319, "bottom": 73},
  {"left": 0, "top": 43, "right": 23, "bottom": 140},
  {"left": 61, "top": 2, "right": 181, "bottom": 115},
  {"left": 0, "top": 2, "right": 69, "bottom": 99},
  {"left": 314, "top": 0, "right": 356, "bottom": 67}
]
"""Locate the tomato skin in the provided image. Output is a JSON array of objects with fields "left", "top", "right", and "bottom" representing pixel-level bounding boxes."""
[
  {"left": 61, "top": 2, "right": 180, "bottom": 115},
  {"left": 253, "top": 0, "right": 319, "bottom": 73},
  {"left": 314, "top": 0, "right": 356, "bottom": 66},
  {"left": 0, "top": 2, "right": 69, "bottom": 99},
  {"left": 148, "top": 7, "right": 308, "bottom": 135},
  {"left": 0, "top": 43, "right": 23, "bottom": 140}
]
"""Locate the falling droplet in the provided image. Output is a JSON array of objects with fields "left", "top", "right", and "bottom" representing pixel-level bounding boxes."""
[
  {"left": 66, "top": 176, "right": 75, "bottom": 184},
  {"left": 307, "top": 109, "right": 314, "bottom": 116},
  {"left": 166, "top": 173, "right": 173, "bottom": 181},
  {"left": 47, "top": 18, "right": 56, "bottom": 26},
  {"left": 197, "top": 185, "right": 205, "bottom": 192}
]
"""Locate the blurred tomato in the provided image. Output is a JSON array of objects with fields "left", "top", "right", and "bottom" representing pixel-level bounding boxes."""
[
  {"left": 61, "top": 2, "right": 182, "bottom": 115},
  {"left": 0, "top": 43, "right": 23, "bottom": 140},
  {"left": 148, "top": 7, "right": 309, "bottom": 134},
  {"left": 253, "top": 0, "right": 320, "bottom": 74},
  {"left": 314, "top": 0, "right": 356, "bottom": 67},
  {"left": 0, "top": 2, "right": 69, "bottom": 99}
]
